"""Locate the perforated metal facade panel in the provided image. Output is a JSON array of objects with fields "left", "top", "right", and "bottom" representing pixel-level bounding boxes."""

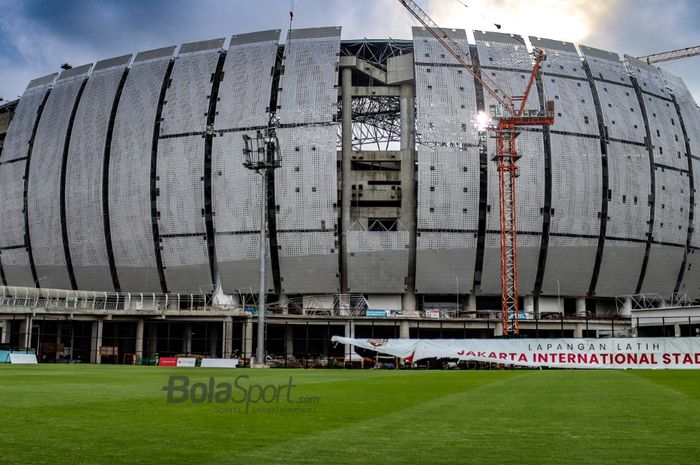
[
  {"left": 594, "top": 81, "right": 645, "bottom": 142},
  {"left": 652, "top": 168, "right": 688, "bottom": 245},
  {"left": 0, "top": 248, "right": 34, "bottom": 286},
  {"left": 28, "top": 65, "right": 92, "bottom": 290},
  {"left": 109, "top": 48, "right": 174, "bottom": 292},
  {"left": 156, "top": 137, "right": 206, "bottom": 235},
  {"left": 548, "top": 134, "right": 602, "bottom": 237},
  {"left": 0, "top": 161, "right": 26, "bottom": 248},
  {"left": 679, "top": 249, "right": 700, "bottom": 299},
  {"left": 0, "top": 75, "right": 56, "bottom": 164},
  {"left": 643, "top": 95, "right": 687, "bottom": 170},
  {"left": 277, "top": 231, "right": 338, "bottom": 293},
  {"left": 160, "top": 235, "right": 210, "bottom": 293},
  {"left": 543, "top": 76, "right": 598, "bottom": 135},
  {"left": 212, "top": 133, "right": 262, "bottom": 239},
  {"left": 541, "top": 236, "right": 598, "bottom": 296},
  {"left": 0, "top": 76, "right": 55, "bottom": 286},
  {"left": 277, "top": 27, "right": 340, "bottom": 125},
  {"left": 412, "top": 29, "right": 480, "bottom": 294},
  {"left": 159, "top": 41, "right": 223, "bottom": 136},
  {"left": 347, "top": 230, "right": 409, "bottom": 293},
  {"left": 216, "top": 234, "right": 274, "bottom": 293},
  {"left": 66, "top": 56, "right": 130, "bottom": 291},
  {"left": 412, "top": 27, "right": 470, "bottom": 66},
  {"left": 529, "top": 37, "right": 586, "bottom": 79},
  {"left": 604, "top": 141, "right": 651, "bottom": 240},
  {"left": 596, "top": 239, "right": 646, "bottom": 296},
  {"left": 641, "top": 244, "right": 685, "bottom": 293},
  {"left": 215, "top": 30, "right": 279, "bottom": 130},
  {"left": 212, "top": 32, "right": 278, "bottom": 292},
  {"left": 415, "top": 233, "right": 477, "bottom": 294}
]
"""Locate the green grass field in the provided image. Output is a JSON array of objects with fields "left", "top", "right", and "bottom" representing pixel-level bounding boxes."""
[{"left": 1, "top": 366, "right": 699, "bottom": 464}]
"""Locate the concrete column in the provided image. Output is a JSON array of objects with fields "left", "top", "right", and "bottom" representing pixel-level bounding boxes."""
[
  {"left": 494, "top": 321, "right": 503, "bottom": 337},
  {"left": 285, "top": 325, "right": 294, "bottom": 357},
  {"left": 56, "top": 325, "right": 62, "bottom": 345},
  {"left": 399, "top": 320, "right": 410, "bottom": 339},
  {"left": 243, "top": 317, "right": 253, "bottom": 359},
  {"left": 278, "top": 293, "right": 289, "bottom": 315},
  {"left": 19, "top": 315, "right": 32, "bottom": 349},
  {"left": 619, "top": 297, "right": 632, "bottom": 316},
  {"left": 344, "top": 321, "right": 355, "bottom": 361},
  {"left": 0, "top": 321, "right": 7, "bottom": 344},
  {"left": 576, "top": 297, "right": 586, "bottom": 317},
  {"left": 182, "top": 323, "right": 192, "bottom": 354},
  {"left": 467, "top": 294, "right": 477, "bottom": 312},
  {"left": 135, "top": 319, "right": 144, "bottom": 361},
  {"left": 209, "top": 323, "right": 218, "bottom": 357},
  {"left": 222, "top": 317, "right": 233, "bottom": 359},
  {"left": 574, "top": 324, "right": 583, "bottom": 338},
  {"left": 340, "top": 66, "right": 352, "bottom": 295},
  {"left": 674, "top": 323, "right": 682, "bottom": 337},
  {"left": 90, "top": 319, "right": 103, "bottom": 364},
  {"left": 524, "top": 296, "right": 536, "bottom": 315},
  {"left": 148, "top": 324, "right": 158, "bottom": 358},
  {"left": 400, "top": 82, "right": 417, "bottom": 313}
]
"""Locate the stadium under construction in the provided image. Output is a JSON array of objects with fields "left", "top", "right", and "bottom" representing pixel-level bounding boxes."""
[{"left": 1, "top": 25, "right": 700, "bottom": 364}]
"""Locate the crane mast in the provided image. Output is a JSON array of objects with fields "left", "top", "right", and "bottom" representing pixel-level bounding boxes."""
[{"left": 397, "top": 0, "right": 555, "bottom": 335}]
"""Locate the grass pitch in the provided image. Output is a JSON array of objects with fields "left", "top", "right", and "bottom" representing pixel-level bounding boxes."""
[{"left": 1, "top": 366, "right": 699, "bottom": 464}]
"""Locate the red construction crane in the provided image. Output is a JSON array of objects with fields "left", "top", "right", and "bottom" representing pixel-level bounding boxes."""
[{"left": 397, "top": 0, "right": 555, "bottom": 335}]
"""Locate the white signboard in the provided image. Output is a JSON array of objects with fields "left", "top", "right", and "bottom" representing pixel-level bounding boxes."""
[
  {"left": 176, "top": 357, "right": 197, "bottom": 367},
  {"left": 9, "top": 354, "right": 38, "bottom": 364},
  {"left": 200, "top": 358, "right": 238, "bottom": 368},
  {"left": 331, "top": 336, "right": 700, "bottom": 369}
]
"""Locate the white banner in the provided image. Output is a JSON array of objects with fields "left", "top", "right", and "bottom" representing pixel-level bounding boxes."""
[
  {"left": 331, "top": 336, "right": 700, "bottom": 369},
  {"left": 200, "top": 358, "right": 238, "bottom": 368},
  {"left": 9, "top": 353, "right": 38, "bottom": 364},
  {"left": 176, "top": 357, "right": 197, "bottom": 367}
]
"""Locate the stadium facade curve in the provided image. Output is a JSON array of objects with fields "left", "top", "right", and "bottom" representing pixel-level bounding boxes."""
[{"left": 1, "top": 26, "right": 700, "bottom": 314}]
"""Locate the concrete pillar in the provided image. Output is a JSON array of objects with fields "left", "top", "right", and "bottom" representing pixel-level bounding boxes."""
[
  {"left": 182, "top": 323, "right": 192, "bottom": 354},
  {"left": 344, "top": 321, "right": 355, "bottom": 361},
  {"left": 524, "top": 296, "right": 536, "bottom": 315},
  {"left": 0, "top": 321, "right": 7, "bottom": 344},
  {"left": 340, "top": 66, "right": 352, "bottom": 295},
  {"left": 621, "top": 297, "right": 632, "bottom": 316},
  {"left": 400, "top": 82, "right": 417, "bottom": 313},
  {"left": 467, "top": 294, "right": 477, "bottom": 313},
  {"left": 574, "top": 324, "right": 583, "bottom": 338},
  {"left": 222, "top": 317, "right": 233, "bottom": 359},
  {"left": 209, "top": 323, "right": 218, "bottom": 357},
  {"left": 399, "top": 320, "right": 410, "bottom": 339},
  {"left": 576, "top": 297, "right": 586, "bottom": 317},
  {"left": 56, "top": 325, "right": 62, "bottom": 345},
  {"left": 243, "top": 317, "right": 253, "bottom": 359},
  {"left": 674, "top": 323, "right": 682, "bottom": 338},
  {"left": 494, "top": 321, "right": 503, "bottom": 337},
  {"left": 19, "top": 315, "right": 32, "bottom": 349},
  {"left": 285, "top": 324, "right": 294, "bottom": 357},
  {"left": 278, "top": 293, "right": 289, "bottom": 315},
  {"left": 147, "top": 324, "right": 158, "bottom": 358},
  {"left": 90, "top": 319, "right": 103, "bottom": 364},
  {"left": 135, "top": 319, "right": 144, "bottom": 361}
]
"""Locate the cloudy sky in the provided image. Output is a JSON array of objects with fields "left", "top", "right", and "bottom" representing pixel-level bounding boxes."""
[{"left": 1, "top": 0, "right": 699, "bottom": 102}]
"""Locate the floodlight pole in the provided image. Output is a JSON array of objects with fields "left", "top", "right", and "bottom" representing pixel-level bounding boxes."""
[
  {"left": 242, "top": 125, "right": 281, "bottom": 368},
  {"left": 256, "top": 161, "right": 268, "bottom": 368}
]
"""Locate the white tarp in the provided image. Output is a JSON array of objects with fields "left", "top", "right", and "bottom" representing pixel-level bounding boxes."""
[{"left": 331, "top": 336, "right": 700, "bottom": 369}]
